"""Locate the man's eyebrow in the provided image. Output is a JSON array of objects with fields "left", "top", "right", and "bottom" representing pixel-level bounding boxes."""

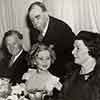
[{"left": 35, "top": 15, "right": 40, "bottom": 18}]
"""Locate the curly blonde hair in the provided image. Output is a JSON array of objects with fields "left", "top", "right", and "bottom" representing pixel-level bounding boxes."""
[{"left": 29, "top": 43, "right": 56, "bottom": 67}]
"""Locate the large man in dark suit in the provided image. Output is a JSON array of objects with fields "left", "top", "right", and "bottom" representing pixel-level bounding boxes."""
[
  {"left": 1, "top": 30, "right": 28, "bottom": 84},
  {"left": 27, "top": 2, "right": 75, "bottom": 78}
]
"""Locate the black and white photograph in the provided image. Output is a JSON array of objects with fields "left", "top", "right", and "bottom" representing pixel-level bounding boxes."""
[{"left": 0, "top": 0, "right": 100, "bottom": 100}]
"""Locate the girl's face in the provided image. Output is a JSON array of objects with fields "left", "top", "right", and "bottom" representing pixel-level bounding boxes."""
[
  {"left": 72, "top": 40, "right": 90, "bottom": 65},
  {"left": 36, "top": 50, "right": 51, "bottom": 71}
]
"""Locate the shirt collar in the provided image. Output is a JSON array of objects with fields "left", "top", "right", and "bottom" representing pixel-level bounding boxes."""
[
  {"left": 13, "top": 49, "right": 23, "bottom": 63},
  {"left": 42, "top": 17, "right": 49, "bottom": 37}
]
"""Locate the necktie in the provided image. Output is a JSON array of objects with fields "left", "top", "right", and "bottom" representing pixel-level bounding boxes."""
[
  {"left": 37, "top": 33, "right": 44, "bottom": 42},
  {"left": 9, "top": 56, "right": 15, "bottom": 67}
]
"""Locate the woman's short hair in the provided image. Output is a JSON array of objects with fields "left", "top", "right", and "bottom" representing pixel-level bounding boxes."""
[
  {"left": 29, "top": 43, "right": 56, "bottom": 67},
  {"left": 76, "top": 31, "right": 100, "bottom": 59}
]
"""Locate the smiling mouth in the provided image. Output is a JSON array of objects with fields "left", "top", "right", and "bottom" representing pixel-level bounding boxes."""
[
  {"left": 42, "top": 65, "right": 48, "bottom": 68},
  {"left": 73, "top": 56, "right": 77, "bottom": 58},
  {"left": 74, "top": 57, "right": 79, "bottom": 60}
]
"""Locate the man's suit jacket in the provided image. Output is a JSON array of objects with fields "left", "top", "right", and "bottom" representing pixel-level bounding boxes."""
[
  {"left": 7, "top": 50, "right": 28, "bottom": 84},
  {"left": 29, "top": 16, "right": 75, "bottom": 78}
]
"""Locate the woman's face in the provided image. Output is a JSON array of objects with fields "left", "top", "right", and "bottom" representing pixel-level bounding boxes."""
[
  {"left": 72, "top": 40, "right": 90, "bottom": 65},
  {"left": 36, "top": 50, "right": 51, "bottom": 71}
]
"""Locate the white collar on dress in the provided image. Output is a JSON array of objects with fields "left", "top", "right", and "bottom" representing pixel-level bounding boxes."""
[{"left": 80, "top": 57, "right": 96, "bottom": 75}]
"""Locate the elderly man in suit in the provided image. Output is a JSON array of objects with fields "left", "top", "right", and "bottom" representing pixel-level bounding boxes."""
[
  {"left": 27, "top": 2, "right": 75, "bottom": 78},
  {"left": 1, "top": 30, "right": 28, "bottom": 85}
]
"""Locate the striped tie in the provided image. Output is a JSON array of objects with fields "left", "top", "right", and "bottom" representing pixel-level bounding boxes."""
[{"left": 9, "top": 56, "right": 15, "bottom": 67}]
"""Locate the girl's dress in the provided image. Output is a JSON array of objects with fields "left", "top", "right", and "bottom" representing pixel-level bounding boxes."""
[{"left": 22, "top": 68, "right": 62, "bottom": 95}]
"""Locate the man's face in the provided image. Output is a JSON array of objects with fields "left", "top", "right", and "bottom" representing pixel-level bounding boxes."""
[
  {"left": 29, "top": 5, "right": 48, "bottom": 32},
  {"left": 6, "top": 34, "right": 22, "bottom": 56}
]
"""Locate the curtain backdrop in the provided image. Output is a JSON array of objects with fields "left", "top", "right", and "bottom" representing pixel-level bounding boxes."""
[
  {"left": 0, "top": 0, "right": 42, "bottom": 50},
  {"left": 0, "top": 0, "right": 100, "bottom": 50},
  {"left": 43, "top": 0, "right": 100, "bottom": 34}
]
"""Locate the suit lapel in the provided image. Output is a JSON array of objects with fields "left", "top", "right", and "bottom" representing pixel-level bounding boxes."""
[
  {"left": 43, "top": 16, "right": 53, "bottom": 41},
  {"left": 8, "top": 50, "right": 25, "bottom": 68},
  {"left": 43, "top": 16, "right": 57, "bottom": 47}
]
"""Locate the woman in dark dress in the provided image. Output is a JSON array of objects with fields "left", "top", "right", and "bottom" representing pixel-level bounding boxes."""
[{"left": 57, "top": 31, "right": 100, "bottom": 100}]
